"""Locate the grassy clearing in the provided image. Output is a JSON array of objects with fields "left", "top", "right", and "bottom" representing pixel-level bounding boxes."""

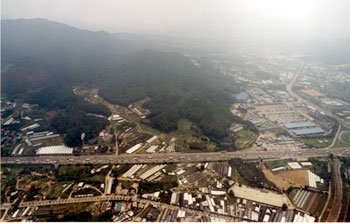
[
  {"left": 265, "top": 159, "right": 291, "bottom": 170},
  {"left": 333, "top": 140, "right": 350, "bottom": 148},
  {"left": 234, "top": 130, "right": 257, "bottom": 149},
  {"left": 182, "top": 147, "right": 203, "bottom": 153},
  {"left": 139, "top": 123, "right": 161, "bottom": 135},
  {"left": 134, "top": 97, "right": 151, "bottom": 108},
  {"left": 303, "top": 137, "right": 333, "bottom": 148},
  {"left": 341, "top": 131, "right": 350, "bottom": 144},
  {"left": 177, "top": 119, "right": 197, "bottom": 143},
  {"left": 332, "top": 131, "right": 350, "bottom": 148}
]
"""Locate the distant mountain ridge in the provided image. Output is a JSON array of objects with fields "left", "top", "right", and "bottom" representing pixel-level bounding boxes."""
[{"left": 1, "top": 18, "right": 238, "bottom": 149}]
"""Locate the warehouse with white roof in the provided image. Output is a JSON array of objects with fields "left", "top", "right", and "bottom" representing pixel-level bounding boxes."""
[{"left": 36, "top": 145, "right": 73, "bottom": 155}]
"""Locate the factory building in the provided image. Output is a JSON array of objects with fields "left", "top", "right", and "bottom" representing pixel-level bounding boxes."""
[
  {"left": 284, "top": 122, "right": 315, "bottom": 129},
  {"left": 36, "top": 145, "right": 73, "bottom": 155},
  {"left": 292, "top": 128, "right": 325, "bottom": 136},
  {"left": 125, "top": 143, "right": 143, "bottom": 154}
]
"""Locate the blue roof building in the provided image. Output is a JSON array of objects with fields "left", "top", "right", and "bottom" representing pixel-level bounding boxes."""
[
  {"left": 236, "top": 92, "right": 249, "bottom": 102},
  {"left": 284, "top": 122, "right": 315, "bottom": 129},
  {"left": 293, "top": 128, "right": 325, "bottom": 136}
]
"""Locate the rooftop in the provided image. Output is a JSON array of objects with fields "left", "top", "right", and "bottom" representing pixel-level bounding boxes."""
[
  {"left": 292, "top": 128, "right": 325, "bottom": 135},
  {"left": 300, "top": 89, "right": 325, "bottom": 97},
  {"left": 230, "top": 184, "right": 292, "bottom": 208},
  {"left": 288, "top": 162, "right": 302, "bottom": 169},
  {"left": 284, "top": 122, "right": 315, "bottom": 129},
  {"left": 36, "top": 145, "right": 73, "bottom": 155}
]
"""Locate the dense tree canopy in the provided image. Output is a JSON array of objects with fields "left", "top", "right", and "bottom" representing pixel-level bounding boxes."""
[{"left": 2, "top": 19, "right": 240, "bottom": 147}]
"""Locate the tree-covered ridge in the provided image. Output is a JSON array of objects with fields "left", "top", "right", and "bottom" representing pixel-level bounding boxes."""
[
  {"left": 99, "top": 50, "right": 236, "bottom": 142},
  {"left": 51, "top": 111, "right": 109, "bottom": 147},
  {"left": 2, "top": 19, "right": 238, "bottom": 147},
  {"left": 24, "top": 85, "right": 111, "bottom": 147}
]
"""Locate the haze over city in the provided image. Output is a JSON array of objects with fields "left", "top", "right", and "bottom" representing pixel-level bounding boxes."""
[
  {"left": 1, "top": 0, "right": 350, "bottom": 222},
  {"left": 3, "top": 0, "right": 350, "bottom": 41}
]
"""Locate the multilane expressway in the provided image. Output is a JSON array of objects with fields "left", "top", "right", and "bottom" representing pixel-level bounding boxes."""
[{"left": 2, "top": 147, "right": 349, "bottom": 165}]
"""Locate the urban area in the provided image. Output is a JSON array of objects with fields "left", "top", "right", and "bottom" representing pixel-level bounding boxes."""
[{"left": 2, "top": 44, "right": 350, "bottom": 222}]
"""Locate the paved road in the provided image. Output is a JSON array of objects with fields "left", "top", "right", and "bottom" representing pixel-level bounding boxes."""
[
  {"left": 19, "top": 195, "right": 136, "bottom": 207},
  {"left": 2, "top": 147, "right": 350, "bottom": 165},
  {"left": 329, "top": 125, "right": 342, "bottom": 148},
  {"left": 338, "top": 131, "right": 350, "bottom": 145},
  {"left": 18, "top": 194, "right": 240, "bottom": 221},
  {"left": 327, "top": 158, "right": 343, "bottom": 222}
]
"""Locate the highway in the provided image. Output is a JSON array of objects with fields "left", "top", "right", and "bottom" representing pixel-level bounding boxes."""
[
  {"left": 18, "top": 194, "right": 241, "bottom": 221},
  {"left": 2, "top": 147, "right": 349, "bottom": 165}
]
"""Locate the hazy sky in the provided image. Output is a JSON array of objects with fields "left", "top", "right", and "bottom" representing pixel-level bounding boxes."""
[{"left": 2, "top": 0, "right": 350, "bottom": 41}]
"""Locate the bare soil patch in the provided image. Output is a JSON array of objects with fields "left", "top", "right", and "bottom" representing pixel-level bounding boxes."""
[{"left": 262, "top": 165, "right": 309, "bottom": 190}]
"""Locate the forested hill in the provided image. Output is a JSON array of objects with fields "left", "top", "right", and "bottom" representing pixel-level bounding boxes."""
[
  {"left": 99, "top": 50, "right": 236, "bottom": 141},
  {"left": 2, "top": 18, "right": 238, "bottom": 146},
  {"left": 2, "top": 18, "right": 130, "bottom": 95}
]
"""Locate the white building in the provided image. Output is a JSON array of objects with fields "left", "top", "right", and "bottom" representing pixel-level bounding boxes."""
[
  {"left": 146, "top": 136, "right": 158, "bottom": 144},
  {"left": 288, "top": 162, "right": 302, "bottom": 169},
  {"left": 36, "top": 145, "right": 73, "bottom": 155},
  {"left": 125, "top": 143, "right": 143, "bottom": 154}
]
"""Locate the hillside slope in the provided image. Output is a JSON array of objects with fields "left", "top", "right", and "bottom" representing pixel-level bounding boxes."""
[{"left": 2, "top": 18, "right": 237, "bottom": 147}]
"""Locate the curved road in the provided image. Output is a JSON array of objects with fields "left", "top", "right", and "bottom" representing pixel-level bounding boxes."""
[{"left": 327, "top": 158, "right": 343, "bottom": 222}]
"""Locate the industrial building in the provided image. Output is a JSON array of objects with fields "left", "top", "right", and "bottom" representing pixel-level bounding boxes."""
[
  {"left": 146, "top": 135, "right": 158, "bottom": 144},
  {"left": 230, "top": 184, "right": 292, "bottom": 208},
  {"left": 288, "top": 162, "right": 302, "bottom": 169},
  {"left": 284, "top": 122, "right": 315, "bottom": 129},
  {"left": 308, "top": 170, "right": 324, "bottom": 188},
  {"left": 36, "top": 145, "right": 73, "bottom": 155},
  {"left": 106, "top": 178, "right": 114, "bottom": 194},
  {"left": 146, "top": 145, "right": 158, "bottom": 153},
  {"left": 125, "top": 143, "right": 143, "bottom": 154},
  {"left": 139, "top": 165, "right": 166, "bottom": 180},
  {"left": 122, "top": 164, "right": 143, "bottom": 178},
  {"left": 21, "top": 123, "right": 40, "bottom": 132},
  {"left": 292, "top": 128, "right": 325, "bottom": 136}
]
